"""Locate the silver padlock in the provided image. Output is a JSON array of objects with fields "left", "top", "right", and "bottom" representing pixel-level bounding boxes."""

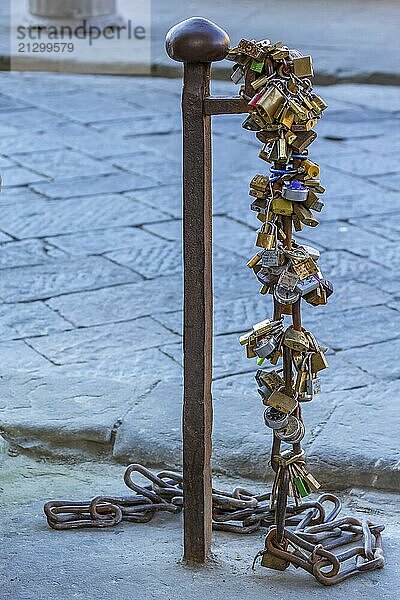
[
  {"left": 263, "top": 407, "right": 289, "bottom": 430},
  {"left": 274, "top": 269, "right": 300, "bottom": 305},
  {"left": 275, "top": 416, "right": 305, "bottom": 443},
  {"left": 282, "top": 179, "right": 308, "bottom": 202},
  {"left": 307, "top": 377, "right": 321, "bottom": 396},
  {"left": 299, "top": 389, "right": 312, "bottom": 402},
  {"left": 296, "top": 275, "right": 319, "bottom": 296},
  {"left": 310, "top": 199, "right": 324, "bottom": 212},
  {"left": 261, "top": 248, "right": 279, "bottom": 268},
  {"left": 274, "top": 284, "right": 301, "bottom": 305},
  {"left": 257, "top": 385, "right": 272, "bottom": 402},
  {"left": 254, "top": 335, "right": 279, "bottom": 358},
  {"left": 231, "top": 64, "right": 245, "bottom": 84},
  {"left": 301, "top": 245, "right": 320, "bottom": 261},
  {"left": 279, "top": 269, "right": 299, "bottom": 290},
  {"left": 250, "top": 197, "right": 268, "bottom": 214}
]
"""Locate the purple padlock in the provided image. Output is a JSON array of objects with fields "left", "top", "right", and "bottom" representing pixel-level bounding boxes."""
[{"left": 282, "top": 179, "right": 308, "bottom": 202}]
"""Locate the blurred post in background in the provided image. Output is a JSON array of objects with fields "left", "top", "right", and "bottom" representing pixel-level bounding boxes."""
[{"left": 25, "top": 0, "right": 123, "bottom": 29}]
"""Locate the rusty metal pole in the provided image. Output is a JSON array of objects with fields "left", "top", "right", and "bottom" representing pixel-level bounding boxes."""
[{"left": 166, "top": 17, "right": 230, "bottom": 564}]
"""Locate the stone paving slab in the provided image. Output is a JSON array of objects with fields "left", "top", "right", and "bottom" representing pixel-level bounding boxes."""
[
  {"left": 31, "top": 173, "right": 159, "bottom": 199},
  {"left": 0, "top": 72, "right": 398, "bottom": 492},
  {"left": 308, "top": 380, "right": 400, "bottom": 491},
  {"left": 48, "top": 275, "right": 183, "bottom": 327},
  {"left": 0, "top": 256, "right": 142, "bottom": 303},
  {"left": 45, "top": 227, "right": 161, "bottom": 257},
  {"left": 0, "top": 194, "right": 164, "bottom": 238},
  {"left": 0, "top": 301, "right": 70, "bottom": 341},
  {"left": 0, "top": 372, "right": 142, "bottom": 457},
  {"left": 13, "top": 148, "right": 118, "bottom": 180},
  {"left": 0, "top": 239, "right": 65, "bottom": 269}
]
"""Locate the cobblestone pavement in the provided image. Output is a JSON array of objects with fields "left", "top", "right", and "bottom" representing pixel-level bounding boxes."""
[{"left": 0, "top": 72, "right": 399, "bottom": 489}]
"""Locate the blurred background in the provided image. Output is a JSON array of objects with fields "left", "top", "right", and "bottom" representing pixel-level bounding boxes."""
[{"left": 0, "top": 0, "right": 398, "bottom": 82}]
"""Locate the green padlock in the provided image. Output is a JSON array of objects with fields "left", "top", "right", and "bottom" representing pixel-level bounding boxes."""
[
  {"left": 250, "top": 59, "right": 265, "bottom": 73},
  {"left": 294, "top": 476, "right": 310, "bottom": 498}
]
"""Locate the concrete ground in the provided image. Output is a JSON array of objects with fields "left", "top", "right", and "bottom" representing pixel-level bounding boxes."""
[
  {"left": 0, "top": 1, "right": 399, "bottom": 83},
  {"left": 1, "top": 447, "right": 399, "bottom": 600},
  {"left": 0, "top": 72, "right": 398, "bottom": 492}
]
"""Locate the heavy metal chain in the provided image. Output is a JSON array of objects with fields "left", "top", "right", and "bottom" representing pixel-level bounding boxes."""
[{"left": 44, "top": 463, "right": 384, "bottom": 585}]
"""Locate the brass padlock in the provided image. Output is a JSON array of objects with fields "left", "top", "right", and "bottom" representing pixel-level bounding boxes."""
[
  {"left": 311, "top": 350, "right": 329, "bottom": 373},
  {"left": 249, "top": 187, "right": 268, "bottom": 199},
  {"left": 293, "top": 203, "right": 319, "bottom": 227},
  {"left": 237, "top": 39, "right": 264, "bottom": 60},
  {"left": 249, "top": 112, "right": 269, "bottom": 129},
  {"left": 271, "top": 196, "right": 293, "bottom": 216},
  {"left": 265, "top": 387, "right": 298, "bottom": 413},
  {"left": 292, "top": 55, "right": 314, "bottom": 78},
  {"left": 292, "top": 256, "right": 319, "bottom": 280},
  {"left": 290, "top": 130, "right": 317, "bottom": 152},
  {"left": 256, "top": 130, "right": 280, "bottom": 144},
  {"left": 288, "top": 99, "right": 308, "bottom": 121},
  {"left": 304, "top": 188, "right": 320, "bottom": 209},
  {"left": 247, "top": 252, "right": 262, "bottom": 268},
  {"left": 269, "top": 346, "right": 282, "bottom": 364},
  {"left": 250, "top": 197, "right": 269, "bottom": 215},
  {"left": 278, "top": 106, "right": 295, "bottom": 128},
  {"left": 303, "top": 159, "right": 320, "bottom": 179},
  {"left": 292, "top": 118, "right": 317, "bottom": 132},
  {"left": 242, "top": 115, "right": 262, "bottom": 131},
  {"left": 250, "top": 173, "right": 270, "bottom": 194},
  {"left": 251, "top": 74, "right": 270, "bottom": 90},
  {"left": 253, "top": 318, "right": 276, "bottom": 336},
  {"left": 285, "top": 130, "right": 297, "bottom": 146},
  {"left": 258, "top": 144, "right": 271, "bottom": 162},
  {"left": 246, "top": 343, "right": 256, "bottom": 359},
  {"left": 260, "top": 550, "right": 289, "bottom": 571},
  {"left": 247, "top": 252, "right": 261, "bottom": 269},
  {"left": 298, "top": 92, "right": 316, "bottom": 112},
  {"left": 284, "top": 326, "right": 309, "bottom": 352},
  {"left": 268, "top": 137, "right": 288, "bottom": 161},
  {"left": 260, "top": 529, "right": 290, "bottom": 570},
  {"left": 270, "top": 47, "right": 290, "bottom": 60},
  {"left": 256, "top": 369, "right": 285, "bottom": 391},
  {"left": 239, "top": 330, "right": 252, "bottom": 346},
  {"left": 256, "top": 221, "right": 276, "bottom": 249},
  {"left": 257, "top": 86, "right": 286, "bottom": 123},
  {"left": 292, "top": 213, "right": 303, "bottom": 231},
  {"left": 261, "top": 224, "right": 280, "bottom": 267},
  {"left": 309, "top": 93, "right": 328, "bottom": 114},
  {"left": 294, "top": 368, "right": 307, "bottom": 395},
  {"left": 304, "top": 285, "right": 327, "bottom": 306}
]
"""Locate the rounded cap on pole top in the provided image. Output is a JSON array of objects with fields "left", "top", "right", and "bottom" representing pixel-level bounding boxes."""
[{"left": 166, "top": 17, "right": 230, "bottom": 63}]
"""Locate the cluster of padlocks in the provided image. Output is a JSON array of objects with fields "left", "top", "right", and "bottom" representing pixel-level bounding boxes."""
[
  {"left": 227, "top": 38, "right": 332, "bottom": 507},
  {"left": 226, "top": 36, "right": 384, "bottom": 582}
]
